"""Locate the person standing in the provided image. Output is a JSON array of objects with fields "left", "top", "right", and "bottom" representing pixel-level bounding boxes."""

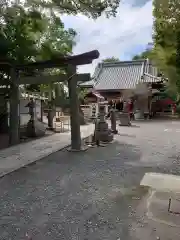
[
  {"left": 116, "top": 98, "right": 124, "bottom": 125},
  {"left": 107, "top": 99, "right": 115, "bottom": 118},
  {"left": 127, "top": 98, "right": 134, "bottom": 119},
  {"left": 109, "top": 99, "right": 116, "bottom": 109},
  {"left": 116, "top": 98, "right": 124, "bottom": 112}
]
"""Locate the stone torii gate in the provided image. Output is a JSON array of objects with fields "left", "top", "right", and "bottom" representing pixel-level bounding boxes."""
[{"left": 7, "top": 50, "right": 99, "bottom": 150}]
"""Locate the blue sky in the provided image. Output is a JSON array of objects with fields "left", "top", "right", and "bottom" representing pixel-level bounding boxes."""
[{"left": 62, "top": 0, "right": 152, "bottom": 74}]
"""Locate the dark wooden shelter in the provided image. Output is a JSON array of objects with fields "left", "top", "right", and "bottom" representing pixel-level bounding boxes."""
[{"left": 0, "top": 50, "right": 99, "bottom": 150}]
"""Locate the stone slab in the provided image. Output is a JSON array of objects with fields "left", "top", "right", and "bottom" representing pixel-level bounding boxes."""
[
  {"left": 140, "top": 172, "right": 180, "bottom": 192},
  {"left": 169, "top": 198, "right": 180, "bottom": 214},
  {"left": 147, "top": 191, "right": 180, "bottom": 227}
]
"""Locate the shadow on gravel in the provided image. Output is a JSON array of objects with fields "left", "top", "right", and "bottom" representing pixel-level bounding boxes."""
[
  {"left": 0, "top": 140, "right": 142, "bottom": 186},
  {"left": 0, "top": 140, "right": 146, "bottom": 240}
]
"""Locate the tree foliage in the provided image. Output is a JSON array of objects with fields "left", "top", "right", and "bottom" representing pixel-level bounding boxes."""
[
  {"left": 0, "top": 4, "right": 76, "bottom": 63},
  {"left": 50, "top": 0, "right": 120, "bottom": 18},
  {"left": 152, "top": 0, "right": 180, "bottom": 96},
  {"left": 102, "top": 57, "right": 120, "bottom": 63},
  {"left": 1, "top": 0, "right": 120, "bottom": 19},
  {"left": 0, "top": 0, "right": 121, "bottom": 103},
  {"left": 0, "top": 0, "right": 122, "bottom": 98},
  {"left": 132, "top": 50, "right": 152, "bottom": 60},
  {"left": 0, "top": 2, "right": 77, "bottom": 99}
]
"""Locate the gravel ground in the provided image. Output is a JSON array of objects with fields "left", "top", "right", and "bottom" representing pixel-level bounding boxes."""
[{"left": 1, "top": 120, "right": 180, "bottom": 240}]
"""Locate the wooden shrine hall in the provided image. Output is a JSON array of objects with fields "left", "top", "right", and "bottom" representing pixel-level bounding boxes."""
[{"left": 0, "top": 50, "right": 100, "bottom": 150}]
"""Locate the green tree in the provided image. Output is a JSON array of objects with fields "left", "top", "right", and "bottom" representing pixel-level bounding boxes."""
[
  {"left": 132, "top": 50, "right": 152, "bottom": 60},
  {"left": 0, "top": 4, "right": 76, "bottom": 62},
  {"left": 0, "top": 4, "right": 76, "bottom": 98},
  {"left": 15, "top": 0, "right": 120, "bottom": 19},
  {"left": 152, "top": 0, "right": 180, "bottom": 99},
  {"left": 0, "top": 0, "right": 122, "bottom": 96},
  {"left": 102, "top": 57, "right": 120, "bottom": 63}
]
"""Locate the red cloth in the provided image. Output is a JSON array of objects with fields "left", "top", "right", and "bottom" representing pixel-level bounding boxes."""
[
  {"left": 160, "top": 98, "right": 174, "bottom": 106},
  {"left": 172, "top": 103, "right": 176, "bottom": 111},
  {"left": 128, "top": 102, "right": 133, "bottom": 112}
]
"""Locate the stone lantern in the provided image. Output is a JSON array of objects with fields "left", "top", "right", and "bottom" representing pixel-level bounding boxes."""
[{"left": 95, "top": 104, "right": 113, "bottom": 142}]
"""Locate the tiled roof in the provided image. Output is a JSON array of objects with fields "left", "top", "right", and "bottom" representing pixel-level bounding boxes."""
[
  {"left": 79, "top": 64, "right": 101, "bottom": 87},
  {"left": 93, "top": 59, "right": 160, "bottom": 91},
  {"left": 79, "top": 79, "right": 94, "bottom": 87},
  {"left": 143, "top": 73, "right": 161, "bottom": 83},
  {"left": 86, "top": 91, "right": 104, "bottom": 99}
]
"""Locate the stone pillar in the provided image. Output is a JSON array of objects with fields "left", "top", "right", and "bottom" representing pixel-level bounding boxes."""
[
  {"left": 47, "top": 107, "right": 54, "bottom": 129},
  {"left": 9, "top": 67, "right": 19, "bottom": 145},
  {"left": 110, "top": 109, "right": 118, "bottom": 134},
  {"left": 67, "top": 65, "right": 81, "bottom": 150}
]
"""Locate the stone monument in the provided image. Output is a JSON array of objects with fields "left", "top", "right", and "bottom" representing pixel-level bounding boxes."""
[
  {"left": 95, "top": 104, "right": 113, "bottom": 142},
  {"left": 26, "top": 98, "right": 46, "bottom": 137}
]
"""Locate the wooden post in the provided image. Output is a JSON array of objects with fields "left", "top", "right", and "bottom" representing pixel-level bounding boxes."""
[
  {"left": 67, "top": 65, "right": 81, "bottom": 150},
  {"left": 9, "top": 67, "right": 19, "bottom": 145}
]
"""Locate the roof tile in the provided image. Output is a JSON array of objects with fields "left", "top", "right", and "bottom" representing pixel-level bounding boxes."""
[
  {"left": 143, "top": 73, "right": 161, "bottom": 83},
  {"left": 93, "top": 60, "right": 160, "bottom": 90},
  {"left": 94, "top": 60, "right": 144, "bottom": 90}
]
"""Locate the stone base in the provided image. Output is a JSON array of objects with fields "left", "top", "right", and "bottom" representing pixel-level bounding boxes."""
[
  {"left": 134, "top": 111, "right": 144, "bottom": 120},
  {"left": 119, "top": 113, "right": 131, "bottom": 126},
  {"left": 95, "top": 120, "right": 114, "bottom": 142},
  {"left": 67, "top": 145, "right": 89, "bottom": 152},
  {"left": 47, "top": 127, "right": 55, "bottom": 131},
  {"left": 86, "top": 138, "right": 112, "bottom": 147},
  {"left": 96, "top": 121, "right": 109, "bottom": 131},
  {"left": 111, "top": 129, "right": 118, "bottom": 134},
  {"left": 96, "top": 131, "right": 113, "bottom": 142},
  {"left": 26, "top": 119, "right": 46, "bottom": 138}
]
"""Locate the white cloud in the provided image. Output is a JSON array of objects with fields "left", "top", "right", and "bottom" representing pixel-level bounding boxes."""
[{"left": 62, "top": 0, "right": 153, "bottom": 75}]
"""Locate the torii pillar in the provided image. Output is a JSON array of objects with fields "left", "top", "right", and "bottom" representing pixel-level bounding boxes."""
[
  {"left": 9, "top": 67, "right": 19, "bottom": 145},
  {"left": 67, "top": 65, "right": 81, "bottom": 150}
]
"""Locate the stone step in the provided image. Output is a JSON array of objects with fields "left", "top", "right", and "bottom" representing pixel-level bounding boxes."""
[{"left": 140, "top": 172, "right": 180, "bottom": 192}]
